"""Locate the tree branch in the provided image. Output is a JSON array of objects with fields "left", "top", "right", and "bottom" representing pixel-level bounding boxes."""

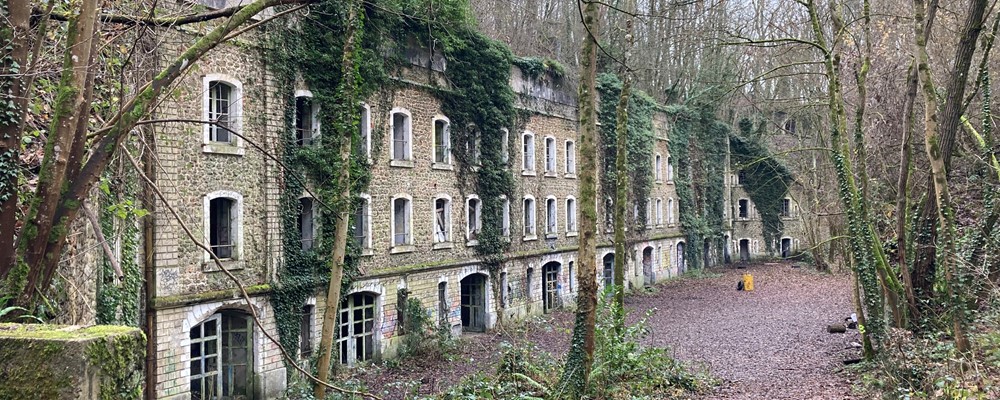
[{"left": 38, "top": 2, "right": 312, "bottom": 27}]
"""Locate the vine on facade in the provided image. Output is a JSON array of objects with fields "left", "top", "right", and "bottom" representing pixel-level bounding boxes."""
[{"left": 730, "top": 118, "right": 794, "bottom": 255}]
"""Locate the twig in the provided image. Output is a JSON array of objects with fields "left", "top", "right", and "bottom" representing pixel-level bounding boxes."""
[
  {"left": 222, "top": 4, "right": 310, "bottom": 41},
  {"left": 81, "top": 202, "right": 124, "bottom": 282},
  {"left": 122, "top": 148, "right": 382, "bottom": 400}
]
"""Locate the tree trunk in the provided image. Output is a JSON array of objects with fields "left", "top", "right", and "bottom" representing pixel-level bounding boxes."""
[
  {"left": 4, "top": 0, "right": 305, "bottom": 309},
  {"left": 315, "top": 0, "right": 361, "bottom": 395},
  {"left": 0, "top": 0, "right": 36, "bottom": 275},
  {"left": 559, "top": 0, "right": 600, "bottom": 396},
  {"left": 612, "top": 15, "right": 634, "bottom": 323}
]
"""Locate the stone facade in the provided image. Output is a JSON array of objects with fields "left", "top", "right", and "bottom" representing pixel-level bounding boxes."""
[{"left": 106, "top": 15, "right": 813, "bottom": 400}]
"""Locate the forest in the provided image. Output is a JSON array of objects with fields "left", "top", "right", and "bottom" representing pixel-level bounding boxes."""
[{"left": 1, "top": 0, "right": 999, "bottom": 398}]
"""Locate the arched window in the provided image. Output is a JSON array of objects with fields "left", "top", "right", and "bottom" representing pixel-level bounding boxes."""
[
  {"left": 565, "top": 196, "right": 577, "bottom": 234},
  {"left": 522, "top": 131, "right": 536, "bottom": 174},
  {"left": 190, "top": 311, "right": 253, "bottom": 399},
  {"left": 390, "top": 195, "right": 413, "bottom": 248},
  {"left": 544, "top": 136, "right": 556, "bottom": 173},
  {"left": 294, "top": 90, "right": 320, "bottom": 146},
  {"left": 565, "top": 140, "right": 576, "bottom": 175},
  {"left": 433, "top": 195, "right": 452, "bottom": 244},
  {"left": 433, "top": 116, "right": 451, "bottom": 165},
  {"left": 338, "top": 292, "right": 378, "bottom": 365},
  {"left": 204, "top": 191, "right": 242, "bottom": 261},
  {"left": 389, "top": 108, "right": 412, "bottom": 163},
  {"left": 466, "top": 195, "right": 481, "bottom": 243},
  {"left": 523, "top": 195, "right": 537, "bottom": 239},
  {"left": 299, "top": 197, "right": 316, "bottom": 251}
]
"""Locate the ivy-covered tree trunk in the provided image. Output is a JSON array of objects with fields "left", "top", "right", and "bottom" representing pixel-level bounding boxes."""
[
  {"left": 559, "top": 0, "right": 600, "bottom": 396},
  {"left": 315, "top": 0, "right": 361, "bottom": 394},
  {"left": 612, "top": 16, "right": 634, "bottom": 319},
  {"left": 0, "top": 0, "right": 34, "bottom": 272}
]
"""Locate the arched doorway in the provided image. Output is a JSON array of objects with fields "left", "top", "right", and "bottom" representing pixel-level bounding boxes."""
[
  {"left": 460, "top": 274, "right": 487, "bottom": 332},
  {"left": 190, "top": 310, "right": 254, "bottom": 399},
  {"left": 676, "top": 242, "right": 686, "bottom": 274},
  {"left": 542, "top": 262, "right": 561, "bottom": 312},
  {"left": 602, "top": 253, "right": 615, "bottom": 289},
  {"left": 739, "top": 239, "right": 750, "bottom": 262},
  {"left": 642, "top": 247, "right": 654, "bottom": 286},
  {"left": 781, "top": 237, "right": 792, "bottom": 258},
  {"left": 703, "top": 238, "right": 711, "bottom": 268},
  {"left": 338, "top": 292, "right": 377, "bottom": 365},
  {"left": 724, "top": 234, "right": 731, "bottom": 264}
]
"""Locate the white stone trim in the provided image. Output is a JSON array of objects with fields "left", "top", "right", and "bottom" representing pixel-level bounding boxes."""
[
  {"left": 201, "top": 74, "right": 244, "bottom": 155},
  {"left": 388, "top": 107, "right": 413, "bottom": 164},
  {"left": 389, "top": 193, "right": 414, "bottom": 250},
  {"left": 431, "top": 115, "right": 452, "bottom": 166}
]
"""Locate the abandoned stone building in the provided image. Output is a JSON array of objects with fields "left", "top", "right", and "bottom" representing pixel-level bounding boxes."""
[{"left": 43, "top": 10, "right": 808, "bottom": 400}]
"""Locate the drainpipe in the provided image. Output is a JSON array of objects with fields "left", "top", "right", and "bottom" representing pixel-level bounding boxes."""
[{"left": 143, "top": 126, "right": 158, "bottom": 400}]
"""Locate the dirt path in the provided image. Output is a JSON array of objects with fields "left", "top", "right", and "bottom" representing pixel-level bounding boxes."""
[{"left": 349, "top": 262, "right": 861, "bottom": 399}]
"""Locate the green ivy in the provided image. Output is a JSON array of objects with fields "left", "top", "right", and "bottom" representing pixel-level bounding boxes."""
[
  {"left": 596, "top": 73, "right": 656, "bottom": 232},
  {"left": 663, "top": 103, "right": 727, "bottom": 269},
  {"left": 730, "top": 118, "right": 794, "bottom": 254},
  {"left": 95, "top": 163, "right": 142, "bottom": 326}
]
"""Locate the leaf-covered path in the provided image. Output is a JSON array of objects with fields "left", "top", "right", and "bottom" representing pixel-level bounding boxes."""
[
  {"left": 348, "top": 262, "right": 861, "bottom": 399},
  {"left": 639, "top": 263, "right": 860, "bottom": 399}
]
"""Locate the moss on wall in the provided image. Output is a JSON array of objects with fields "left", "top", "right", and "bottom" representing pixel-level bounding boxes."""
[{"left": 0, "top": 323, "right": 144, "bottom": 399}]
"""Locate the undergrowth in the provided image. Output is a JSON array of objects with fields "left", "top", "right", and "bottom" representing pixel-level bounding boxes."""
[
  {"left": 440, "top": 295, "right": 712, "bottom": 399},
  {"left": 853, "top": 311, "right": 1000, "bottom": 399}
]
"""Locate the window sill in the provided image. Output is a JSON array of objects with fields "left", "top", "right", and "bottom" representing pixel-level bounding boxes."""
[
  {"left": 202, "top": 143, "right": 245, "bottom": 156},
  {"left": 202, "top": 258, "right": 244, "bottom": 272},
  {"left": 390, "top": 159, "right": 415, "bottom": 168},
  {"left": 545, "top": 233, "right": 558, "bottom": 239},
  {"left": 666, "top": 180, "right": 674, "bottom": 185},
  {"left": 432, "top": 242, "right": 453, "bottom": 250},
  {"left": 523, "top": 234, "right": 537, "bottom": 242},
  {"left": 390, "top": 245, "right": 416, "bottom": 254},
  {"left": 466, "top": 240, "right": 479, "bottom": 247},
  {"left": 544, "top": 171, "right": 558, "bottom": 178},
  {"left": 668, "top": 223, "right": 676, "bottom": 228},
  {"left": 521, "top": 170, "right": 536, "bottom": 176},
  {"left": 431, "top": 162, "right": 453, "bottom": 171},
  {"left": 564, "top": 173, "right": 576, "bottom": 179},
  {"left": 566, "top": 231, "right": 578, "bottom": 237},
  {"left": 360, "top": 248, "right": 374, "bottom": 256}
]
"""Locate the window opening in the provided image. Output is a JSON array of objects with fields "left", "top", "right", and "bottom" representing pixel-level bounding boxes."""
[
  {"left": 338, "top": 292, "right": 376, "bottom": 365},
  {"left": 207, "top": 81, "right": 233, "bottom": 143},
  {"left": 209, "top": 198, "right": 235, "bottom": 259}
]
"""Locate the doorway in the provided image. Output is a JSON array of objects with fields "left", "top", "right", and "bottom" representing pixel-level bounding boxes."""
[
  {"left": 781, "top": 238, "right": 792, "bottom": 258},
  {"left": 542, "top": 262, "right": 560, "bottom": 312},
  {"left": 642, "top": 247, "right": 653, "bottom": 286},
  {"left": 676, "top": 242, "right": 686, "bottom": 274},
  {"left": 602, "top": 253, "right": 615, "bottom": 289},
  {"left": 460, "top": 274, "right": 487, "bottom": 332},
  {"left": 739, "top": 239, "right": 750, "bottom": 262}
]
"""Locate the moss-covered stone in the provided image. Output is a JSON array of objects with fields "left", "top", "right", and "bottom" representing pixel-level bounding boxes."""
[{"left": 0, "top": 323, "right": 145, "bottom": 400}]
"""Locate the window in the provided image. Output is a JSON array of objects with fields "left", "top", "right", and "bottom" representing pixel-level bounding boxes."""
[
  {"left": 667, "top": 198, "right": 675, "bottom": 224},
  {"left": 655, "top": 198, "right": 663, "bottom": 225},
  {"left": 544, "top": 136, "right": 556, "bottom": 173},
  {"left": 565, "top": 140, "right": 576, "bottom": 175},
  {"left": 209, "top": 197, "right": 236, "bottom": 259},
  {"left": 568, "top": 261, "right": 574, "bottom": 291},
  {"left": 501, "top": 129, "right": 510, "bottom": 165},
  {"left": 433, "top": 196, "right": 452, "bottom": 244},
  {"left": 522, "top": 131, "right": 536, "bottom": 173},
  {"left": 646, "top": 199, "right": 653, "bottom": 227},
  {"left": 390, "top": 109, "right": 412, "bottom": 162},
  {"left": 392, "top": 196, "right": 412, "bottom": 247},
  {"left": 466, "top": 127, "right": 481, "bottom": 166},
  {"left": 738, "top": 199, "right": 749, "bottom": 219},
  {"left": 737, "top": 170, "right": 746, "bottom": 186},
  {"left": 467, "top": 196, "right": 482, "bottom": 242},
  {"left": 338, "top": 292, "right": 376, "bottom": 365},
  {"left": 655, "top": 154, "right": 663, "bottom": 181},
  {"left": 523, "top": 196, "right": 536, "bottom": 238},
  {"left": 545, "top": 197, "right": 557, "bottom": 235},
  {"left": 499, "top": 272, "right": 508, "bottom": 307},
  {"left": 501, "top": 196, "right": 511, "bottom": 238},
  {"left": 666, "top": 156, "right": 674, "bottom": 181},
  {"left": 433, "top": 117, "right": 451, "bottom": 165},
  {"left": 190, "top": 312, "right": 253, "bottom": 399},
  {"left": 295, "top": 91, "right": 319, "bottom": 146},
  {"left": 438, "top": 282, "right": 448, "bottom": 325},
  {"left": 299, "top": 197, "right": 316, "bottom": 251},
  {"left": 300, "top": 304, "right": 314, "bottom": 358},
  {"left": 565, "top": 197, "right": 577, "bottom": 233},
  {"left": 357, "top": 103, "right": 371, "bottom": 160},
  {"left": 206, "top": 80, "right": 235, "bottom": 144},
  {"left": 604, "top": 197, "right": 614, "bottom": 231},
  {"left": 781, "top": 198, "right": 791, "bottom": 217},
  {"left": 351, "top": 194, "right": 371, "bottom": 250},
  {"left": 526, "top": 267, "right": 534, "bottom": 301},
  {"left": 784, "top": 118, "right": 796, "bottom": 133}
]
